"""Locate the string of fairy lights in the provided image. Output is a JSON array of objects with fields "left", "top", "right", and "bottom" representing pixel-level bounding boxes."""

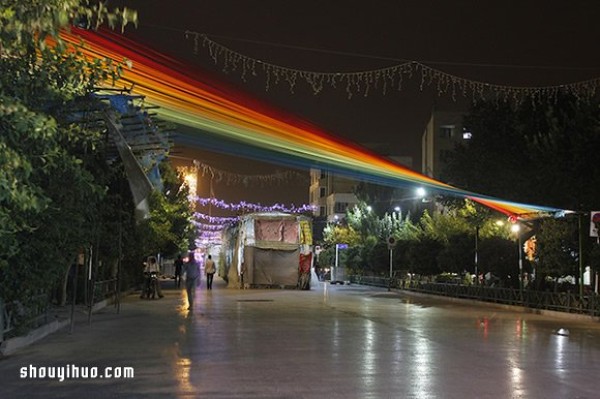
[
  {"left": 194, "top": 213, "right": 238, "bottom": 224},
  {"left": 193, "top": 199, "right": 313, "bottom": 246},
  {"left": 186, "top": 31, "right": 600, "bottom": 102},
  {"left": 194, "top": 196, "right": 314, "bottom": 214},
  {"left": 192, "top": 159, "right": 307, "bottom": 186},
  {"left": 179, "top": 160, "right": 313, "bottom": 245},
  {"left": 172, "top": 156, "right": 308, "bottom": 187}
]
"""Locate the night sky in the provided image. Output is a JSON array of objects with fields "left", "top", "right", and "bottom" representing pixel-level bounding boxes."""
[{"left": 113, "top": 0, "right": 600, "bottom": 207}]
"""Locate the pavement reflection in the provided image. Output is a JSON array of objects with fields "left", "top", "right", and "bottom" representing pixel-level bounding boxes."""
[{"left": 2, "top": 280, "right": 600, "bottom": 398}]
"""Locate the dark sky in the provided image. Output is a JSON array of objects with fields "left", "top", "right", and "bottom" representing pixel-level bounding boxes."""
[{"left": 113, "top": 0, "right": 600, "bottom": 206}]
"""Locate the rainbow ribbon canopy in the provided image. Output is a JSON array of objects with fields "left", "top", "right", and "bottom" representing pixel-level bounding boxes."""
[{"left": 61, "top": 27, "right": 570, "bottom": 221}]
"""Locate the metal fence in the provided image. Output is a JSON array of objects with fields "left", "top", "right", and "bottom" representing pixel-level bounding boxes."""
[
  {"left": 349, "top": 275, "right": 600, "bottom": 317},
  {"left": 1, "top": 293, "right": 50, "bottom": 343},
  {"left": 86, "top": 278, "right": 120, "bottom": 326},
  {"left": 1, "top": 278, "right": 121, "bottom": 343}
]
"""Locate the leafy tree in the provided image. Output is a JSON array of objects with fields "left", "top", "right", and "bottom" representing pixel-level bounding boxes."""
[
  {"left": 322, "top": 223, "right": 361, "bottom": 248},
  {"left": 355, "top": 183, "right": 426, "bottom": 222},
  {"left": 136, "top": 162, "right": 195, "bottom": 258},
  {"left": 0, "top": 1, "right": 136, "bottom": 321},
  {"left": 477, "top": 236, "right": 524, "bottom": 287},
  {"left": 443, "top": 95, "right": 600, "bottom": 212},
  {"left": 535, "top": 218, "right": 578, "bottom": 279},
  {"left": 320, "top": 193, "right": 520, "bottom": 281},
  {"left": 346, "top": 203, "right": 382, "bottom": 242},
  {"left": 406, "top": 236, "right": 443, "bottom": 276},
  {"left": 441, "top": 95, "right": 600, "bottom": 289},
  {"left": 420, "top": 209, "right": 471, "bottom": 243},
  {"left": 436, "top": 234, "right": 474, "bottom": 274},
  {"left": 589, "top": 242, "right": 600, "bottom": 281}
]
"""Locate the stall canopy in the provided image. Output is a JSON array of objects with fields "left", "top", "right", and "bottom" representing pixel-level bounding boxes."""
[{"left": 221, "top": 213, "right": 312, "bottom": 289}]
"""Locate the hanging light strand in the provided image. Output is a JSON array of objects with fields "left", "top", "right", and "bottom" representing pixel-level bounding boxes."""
[
  {"left": 186, "top": 31, "right": 600, "bottom": 102},
  {"left": 193, "top": 221, "right": 229, "bottom": 231},
  {"left": 192, "top": 159, "right": 307, "bottom": 187},
  {"left": 194, "top": 212, "right": 239, "bottom": 224},
  {"left": 194, "top": 196, "right": 315, "bottom": 214}
]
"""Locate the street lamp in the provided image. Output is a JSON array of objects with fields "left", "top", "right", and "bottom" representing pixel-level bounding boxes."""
[
  {"left": 474, "top": 224, "right": 479, "bottom": 284},
  {"left": 387, "top": 236, "right": 397, "bottom": 291},
  {"left": 511, "top": 223, "right": 523, "bottom": 298}
]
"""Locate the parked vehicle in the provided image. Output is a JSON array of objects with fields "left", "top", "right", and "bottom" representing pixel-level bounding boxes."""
[{"left": 142, "top": 271, "right": 159, "bottom": 299}]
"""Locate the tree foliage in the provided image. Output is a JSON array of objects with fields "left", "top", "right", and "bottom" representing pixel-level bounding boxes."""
[
  {"left": 317, "top": 199, "right": 513, "bottom": 278},
  {"left": 442, "top": 95, "right": 600, "bottom": 282},
  {"left": 0, "top": 1, "right": 138, "bottom": 319},
  {"left": 442, "top": 95, "right": 600, "bottom": 211},
  {"left": 136, "top": 162, "right": 196, "bottom": 258},
  {"left": 535, "top": 218, "right": 578, "bottom": 278}
]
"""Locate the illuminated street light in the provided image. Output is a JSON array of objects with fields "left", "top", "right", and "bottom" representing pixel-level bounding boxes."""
[
  {"left": 416, "top": 187, "right": 426, "bottom": 198},
  {"left": 177, "top": 166, "right": 198, "bottom": 201}
]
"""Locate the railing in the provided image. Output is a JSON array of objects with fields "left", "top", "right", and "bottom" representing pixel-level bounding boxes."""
[
  {"left": 1, "top": 278, "right": 122, "bottom": 343},
  {"left": 91, "top": 278, "right": 119, "bottom": 304},
  {"left": 351, "top": 275, "right": 390, "bottom": 288},
  {"left": 349, "top": 276, "right": 600, "bottom": 317},
  {"left": 1, "top": 293, "right": 50, "bottom": 343},
  {"left": 87, "top": 278, "right": 120, "bottom": 326}
]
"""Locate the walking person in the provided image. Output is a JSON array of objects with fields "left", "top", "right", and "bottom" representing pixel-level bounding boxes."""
[
  {"left": 184, "top": 251, "right": 200, "bottom": 310},
  {"left": 205, "top": 255, "right": 216, "bottom": 290},
  {"left": 174, "top": 254, "right": 183, "bottom": 288}
]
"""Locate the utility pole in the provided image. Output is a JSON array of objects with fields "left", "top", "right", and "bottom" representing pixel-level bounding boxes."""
[{"left": 475, "top": 225, "right": 479, "bottom": 285}]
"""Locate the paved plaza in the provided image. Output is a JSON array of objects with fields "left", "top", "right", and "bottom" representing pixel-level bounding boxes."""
[{"left": 2, "top": 278, "right": 600, "bottom": 398}]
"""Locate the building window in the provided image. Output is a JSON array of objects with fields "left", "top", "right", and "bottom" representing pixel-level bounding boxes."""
[
  {"left": 334, "top": 202, "right": 348, "bottom": 213},
  {"left": 320, "top": 187, "right": 326, "bottom": 197},
  {"left": 439, "top": 125, "right": 455, "bottom": 139},
  {"left": 320, "top": 171, "right": 327, "bottom": 179},
  {"left": 320, "top": 206, "right": 326, "bottom": 216}
]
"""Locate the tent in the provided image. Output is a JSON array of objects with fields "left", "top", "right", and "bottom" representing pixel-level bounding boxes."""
[{"left": 220, "top": 212, "right": 313, "bottom": 289}]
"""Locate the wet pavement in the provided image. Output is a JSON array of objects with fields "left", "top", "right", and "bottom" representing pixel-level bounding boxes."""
[{"left": 2, "top": 278, "right": 600, "bottom": 398}]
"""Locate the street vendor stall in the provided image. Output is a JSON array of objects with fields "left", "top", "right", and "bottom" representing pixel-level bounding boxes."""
[{"left": 220, "top": 212, "right": 313, "bottom": 289}]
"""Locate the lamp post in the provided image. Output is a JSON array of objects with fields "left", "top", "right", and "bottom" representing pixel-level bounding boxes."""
[
  {"left": 474, "top": 225, "right": 479, "bottom": 285},
  {"left": 333, "top": 243, "right": 348, "bottom": 284},
  {"left": 387, "top": 236, "right": 397, "bottom": 291},
  {"left": 511, "top": 223, "right": 523, "bottom": 298}
]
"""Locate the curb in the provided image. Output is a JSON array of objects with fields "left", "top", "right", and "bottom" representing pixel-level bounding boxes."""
[
  {"left": 0, "top": 318, "right": 70, "bottom": 357},
  {"left": 0, "top": 290, "right": 135, "bottom": 357}
]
